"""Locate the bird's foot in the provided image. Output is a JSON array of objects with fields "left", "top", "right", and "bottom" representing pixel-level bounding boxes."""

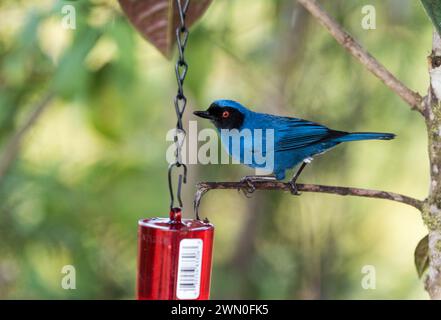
[
  {"left": 289, "top": 180, "right": 301, "bottom": 196},
  {"left": 238, "top": 176, "right": 257, "bottom": 198},
  {"left": 237, "top": 175, "right": 276, "bottom": 198}
]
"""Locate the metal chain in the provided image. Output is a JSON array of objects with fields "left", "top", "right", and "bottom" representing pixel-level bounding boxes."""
[{"left": 168, "top": 0, "right": 190, "bottom": 210}]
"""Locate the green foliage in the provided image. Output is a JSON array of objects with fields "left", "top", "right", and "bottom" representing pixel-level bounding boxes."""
[
  {"left": 52, "top": 27, "right": 101, "bottom": 99},
  {"left": 421, "top": 0, "right": 441, "bottom": 34}
]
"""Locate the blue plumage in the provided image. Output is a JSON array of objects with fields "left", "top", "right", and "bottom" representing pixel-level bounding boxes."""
[{"left": 194, "top": 100, "right": 395, "bottom": 181}]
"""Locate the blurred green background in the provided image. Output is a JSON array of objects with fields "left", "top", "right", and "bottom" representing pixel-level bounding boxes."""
[{"left": 0, "top": 0, "right": 432, "bottom": 299}]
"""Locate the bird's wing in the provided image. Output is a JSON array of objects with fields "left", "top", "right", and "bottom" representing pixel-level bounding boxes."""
[{"left": 273, "top": 116, "right": 344, "bottom": 152}]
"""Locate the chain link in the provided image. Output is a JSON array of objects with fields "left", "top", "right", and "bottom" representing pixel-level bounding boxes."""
[{"left": 168, "top": 0, "right": 190, "bottom": 210}]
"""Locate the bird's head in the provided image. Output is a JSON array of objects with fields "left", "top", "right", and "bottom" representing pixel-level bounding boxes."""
[{"left": 193, "top": 100, "right": 248, "bottom": 130}]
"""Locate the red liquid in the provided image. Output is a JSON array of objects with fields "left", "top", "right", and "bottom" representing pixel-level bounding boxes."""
[{"left": 137, "top": 208, "right": 214, "bottom": 300}]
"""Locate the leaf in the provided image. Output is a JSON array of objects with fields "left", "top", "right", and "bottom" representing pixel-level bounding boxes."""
[
  {"left": 421, "top": 0, "right": 441, "bottom": 35},
  {"left": 414, "top": 234, "right": 429, "bottom": 278},
  {"left": 118, "top": 0, "right": 212, "bottom": 59}
]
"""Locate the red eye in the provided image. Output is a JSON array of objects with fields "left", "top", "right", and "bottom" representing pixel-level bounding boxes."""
[{"left": 222, "top": 111, "right": 230, "bottom": 118}]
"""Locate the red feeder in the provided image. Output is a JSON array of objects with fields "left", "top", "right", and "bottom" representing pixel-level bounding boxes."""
[{"left": 137, "top": 208, "right": 214, "bottom": 300}]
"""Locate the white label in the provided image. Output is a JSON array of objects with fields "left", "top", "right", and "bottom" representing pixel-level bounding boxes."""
[{"left": 176, "top": 238, "right": 203, "bottom": 299}]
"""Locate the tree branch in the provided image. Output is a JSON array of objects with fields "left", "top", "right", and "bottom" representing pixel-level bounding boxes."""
[
  {"left": 0, "top": 92, "right": 54, "bottom": 185},
  {"left": 297, "top": 0, "right": 424, "bottom": 114},
  {"left": 194, "top": 181, "right": 423, "bottom": 219}
]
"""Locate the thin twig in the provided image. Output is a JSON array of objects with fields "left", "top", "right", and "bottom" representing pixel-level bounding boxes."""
[
  {"left": 194, "top": 181, "right": 423, "bottom": 219},
  {"left": 297, "top": 0, "right": 424, "bottom": 114},
  {"left": 0, "top": 92, "right": 54, "bottom": 185}
]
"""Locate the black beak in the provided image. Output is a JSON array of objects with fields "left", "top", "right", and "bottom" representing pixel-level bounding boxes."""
[{"left": 193, "top": 110, "right": 212, "bottom": 120}]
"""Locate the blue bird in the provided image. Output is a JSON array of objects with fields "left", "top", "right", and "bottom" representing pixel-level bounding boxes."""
[{"left": 194, "top": 100, "right": 395, "bottom": 194}]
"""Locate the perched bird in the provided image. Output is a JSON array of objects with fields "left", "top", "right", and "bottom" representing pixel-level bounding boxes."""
[{"left": 194, "top": 100, "right": 395, "bottom": 194}]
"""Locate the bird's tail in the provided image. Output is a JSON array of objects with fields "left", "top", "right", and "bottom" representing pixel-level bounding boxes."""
[{"left": 334, "top": 132, "right": 395, "bottom": 142}]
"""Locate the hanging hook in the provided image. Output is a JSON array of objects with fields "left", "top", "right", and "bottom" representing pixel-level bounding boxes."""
[
  {"left": 168, "top": 162, "right": 187, "bottom": 209},
  {"left": 193, "top": 184, "right": 209, "bottom": 221}
]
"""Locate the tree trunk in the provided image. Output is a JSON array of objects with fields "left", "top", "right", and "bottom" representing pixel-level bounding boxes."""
[{"left": 425, "top": 31, "right": 441, "bottom": 300}]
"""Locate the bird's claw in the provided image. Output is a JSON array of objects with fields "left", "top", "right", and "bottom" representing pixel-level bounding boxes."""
[
  {"left": 237, "top": 177, "right": 256, "bottom": 198},
  {"left": 289, "top": 180, "right": 301, "bottom": 196}
]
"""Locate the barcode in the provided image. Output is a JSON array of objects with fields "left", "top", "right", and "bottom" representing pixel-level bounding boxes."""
[{"left": 176, "top": 238, "right": 203, "bottom": 299}]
